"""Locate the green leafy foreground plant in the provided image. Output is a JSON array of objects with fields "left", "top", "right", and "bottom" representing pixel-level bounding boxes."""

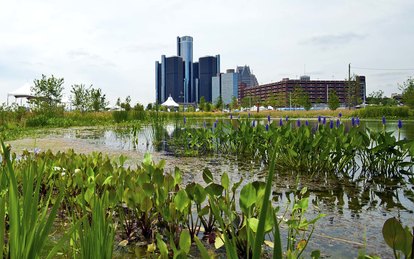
[
  {"left": 0, "top": 142, "right": 69, "bottom": 259},
  {"left": 382, "top": 217, "right": 413, "bottom": 259}
]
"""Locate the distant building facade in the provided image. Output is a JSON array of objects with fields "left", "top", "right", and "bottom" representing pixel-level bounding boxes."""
[
  {"left": 239, "top": 76, "right": 366, "bottom": 107},
  {"left": 155, "top": 55, "right": 184, "bottom": 104},
  {"left": 197, "top": 55, "right": 220, "bottom": 103},
  {"left": 212, "top": 69, "right": 239, "bottom": 105},
  {"left": 155, "top": 36, "right": 220, "bottom": 104},
  {"left": 177, "top": 36, "right": 193, "bottom": 103},
  {"left": 236, "top": 65, "right": 259, "bottom": 88}
]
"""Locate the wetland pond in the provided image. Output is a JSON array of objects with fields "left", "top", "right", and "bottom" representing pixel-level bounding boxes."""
[{"left": 7, "top": 118, "right": 414, "bottom": 258}]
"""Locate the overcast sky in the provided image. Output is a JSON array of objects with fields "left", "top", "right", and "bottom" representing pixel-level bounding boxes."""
[{"left": 1, "top": 0, "right": 413, "bottom": 106}]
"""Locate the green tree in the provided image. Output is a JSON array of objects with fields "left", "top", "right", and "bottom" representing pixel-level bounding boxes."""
[
  {"left": 32, "top": 74, "right": 64, "bottom": 105},
  {"left": 274, "top": 92, "right": 287, "bottom": 107},
  {"left": 230, "top": 96, "right": 239, "bottom": 111},
  {"left": 367, "top": 90, "right": 384, "bottom": 105},
  {"left": 214, "top": 96, "right": 223, "bottom": 110},
  {"left": 146, "top": 103, "right": 153, "bottom": 110},
  {"left": 205, "top": 102, "right": 212, "bottom": 112},
  {"left": 133, "top": 102, "right": 144, "bottom": 111},
  {"left": 71, "top": 84, "right": 90, "bottom": 112},
  {"left": 328, "top": 90, "right": 340, "bottom": 110},
  {"left": 89, "top": 88, "right": 108, "bottom": 111},
  {"left": 400, "top": 77, "right": 414, "bottom": 108},
  {"left": 120, "top": 96, "right": 132, "bottom": 111},
  {"left": 291, "top": 85, "right": 311, "bottom": 110},
  {"left": 240, "top": 95, "right": 258, "bottom": 108},
  {"left": 346, "top": 75, "right": 362, "bottom": 108},
  {"left": 199, "top": 96, "right": 206, "bottom": 111}
]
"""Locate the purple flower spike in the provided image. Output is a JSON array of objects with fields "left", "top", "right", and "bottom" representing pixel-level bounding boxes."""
[
  {"left": 252, "top": 120, "right": 256, "bottom": 127},
  {"left": 267, "top": 115, "right": 271, "bottom": 123},
  {"left": 213, "top": 122, "right": 217, "bottom": 128},
  {"left": 318, "top": 116, "right": 321, "bottom": 123},
  {"left": 279, "top": 118, "right": 283, "bottom": 126},
  {"left": 203, "top": 121, "right": 206, "bottom": 128},
  {"left": 330, "top": 120, "right": 334, "bottom": 129},
  {"left": 34, "top": 147, "right": 41, "bottom": 155},
  {"left": 323, "top": 117, "right": 326, "bottom": 125},
  {"left": 305, "top": 120, "right": 309, "bottom": 126},
  {"left": 336, "top": 119, "right": 340, "bottom": 128},
  {"left": 285, "top": 115, "right": 289, "bottom": 121},
  {"left": 230, "top": 114, "right": 233, "bottom": 120},
  {"left": 248, "top": 113, "right": 251, "bottom": 118},
  {"left": 356, "top": 117, "right": 360, "bottom": 126},
  {"left": 266, "top": 124, "right": 269, "bottom": 131},
  {"left": 297, "top": 119, "right": 301, "bottom": 127},
  {"left": 398, "top": 120, "right": 403, "bottom": 129},
  {"left": 351, "top": 117, "right": 355, "bottom": 127},
  {"left": 382, "top": 116, "right": 386, "bottom": 125},
  {"left": 339, "top": 112, "right": 342, "bottom": 118}
]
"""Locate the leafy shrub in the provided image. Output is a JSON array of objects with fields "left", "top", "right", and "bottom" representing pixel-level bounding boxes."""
[
  {"left": 25, "top": 114, "right": 49, "bottom": 127},
  {"left": 355, "top": 106, "right": 410, "bottom": 118},
  {"left": 112, "top": 111, "right": 128, "bottom": 123},
  {"left": 130, "top": 110, "right": 146, "bottom": 121}
]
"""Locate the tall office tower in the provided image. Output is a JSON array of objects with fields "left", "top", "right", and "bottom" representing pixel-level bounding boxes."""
[
  {"left": 236, "top": 65, "right": 259, "bottom": 87},
  {"left": 212, "top": 73, "right": 222, "bottom": 104},
  {"left": 221, "top": 69, "right": 238, "bottom": 104},
  {"left": 212, "top": 69, "right": 239, "bottom": 105},
  {"left": 193, "top": 62, "right": 199, "bottom": 102},
  {"left": 155, "top": 55, "right": 184, "bottom": 103},
  {"left": 198, "top": 55, "right": 220, "bottom": 103},
  {"left": 177, "top": 36, "right": 193, "bottom": 103}
]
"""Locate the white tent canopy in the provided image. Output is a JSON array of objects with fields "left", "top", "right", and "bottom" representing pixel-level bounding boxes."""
[
  {"left": 7, "top": 83, "right": 36, "bottom": 105},
  {"left": 161, "top": 96, "right": 179, "bottom": 107},
  {"left": 7, "top": 83, "right": 35, "bottom": 99}
]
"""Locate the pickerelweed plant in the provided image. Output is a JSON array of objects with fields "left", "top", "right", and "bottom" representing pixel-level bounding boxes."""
[
  {"left": 0, "top": 142, "right": 329, "bottom": 258},
  {"left": 169, "top": 116, "right": 414, "bottom": 180}
]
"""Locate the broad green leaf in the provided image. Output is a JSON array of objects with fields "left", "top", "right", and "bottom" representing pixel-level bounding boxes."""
[
  {"left": 179, "top": 229, "right": 191, "bottom": 254},
  {"left": 203, "top": 168, "right": 214, "bottom": 184},
  {"left": 311, "top": 250, "right": 321, "bottom": 259},
  {"left": 382, "top": 217, "right": 405, "bottom": 251},
  {"left": 102, "top": 176, "right": 113, "bottom": 186},
  {"left": 240, "top": 183, "right": 257, "bottom": 214},
  {"left": 194, "top": 184, "right": 207, "bottom": 204},
  {"left": 221, "top": 172, "right": 230, "bottom": 190},
  {"left": 143, "top": 153, "right": 152, "bottom": 166},
  {"left": 215, "top": 234, "right": 225, "bottom": 249},
  {"left": 156, "top": 234, "right": 169, "bottom": 259},
  {"left": 174, "top": 167, "right": 182, "bottom": 186},
  {"left": 205, "top": 183, "right": 224, "bottom": 197},
  {"left": 248, "top": 218, "right": 259, "bottom": 233},
  {"left": 140, "top": 196, "right": 153, "bottom": 212},
  {"left": 174, "top": 190, "right": 190, "bottom": 213}
]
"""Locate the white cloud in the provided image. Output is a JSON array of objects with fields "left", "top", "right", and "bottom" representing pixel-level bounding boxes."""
[{"left": 1, "top": 0, "right": 413, "bottom": 106}]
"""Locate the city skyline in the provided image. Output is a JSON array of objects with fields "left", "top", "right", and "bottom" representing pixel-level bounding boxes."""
[{"left": 1, "top": 0, "right": 413, "bottom": 106}]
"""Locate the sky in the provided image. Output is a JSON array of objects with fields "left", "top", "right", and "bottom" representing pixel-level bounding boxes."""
[{"left": 1, "top": 0, "right": 413, "bottom": 106}]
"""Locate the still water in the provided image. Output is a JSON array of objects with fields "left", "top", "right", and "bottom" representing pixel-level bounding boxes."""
[{"left": 7, "top": 119, "right": 414, "bottom": 258}]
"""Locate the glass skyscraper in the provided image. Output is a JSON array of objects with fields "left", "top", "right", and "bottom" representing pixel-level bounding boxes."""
[
  {"left": 155, "top": 36, "right": 220, "bottom": 104},
  {"left": 177, "top": 36, "right": 193, "bottom": 103}
]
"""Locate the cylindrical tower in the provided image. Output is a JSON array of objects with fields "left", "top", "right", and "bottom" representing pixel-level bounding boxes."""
[{"left": 177, "top": 36, "right": 193, "bottom": 103}]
